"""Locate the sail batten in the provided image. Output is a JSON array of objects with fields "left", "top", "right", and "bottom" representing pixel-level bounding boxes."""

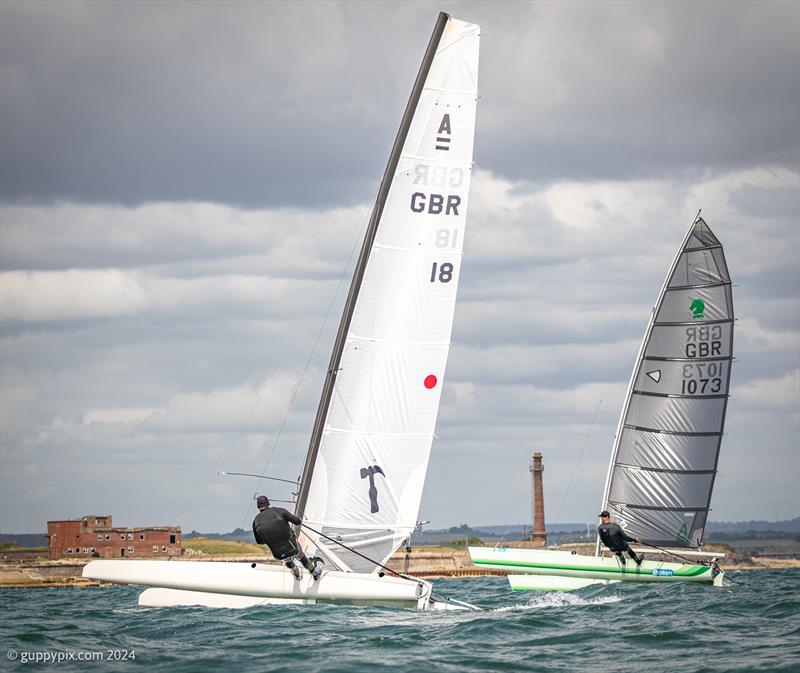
[
  {"left": 296, "top": 14, "right": 480, "bottom": 574},
  {"left": 611, "top": 504, "right": 711, "bottom": 513},
  {"left": 615, "top": 465, "right": 717, "bottom": 475},
  {"left": 623, "top": 425, "right": 722, "bottom": 437},
  {"left": 633, "top": 391, "right": 729, "bottom": 400},
  {"left": 599, "top": 216, "right": 734, "bottom": 549}
]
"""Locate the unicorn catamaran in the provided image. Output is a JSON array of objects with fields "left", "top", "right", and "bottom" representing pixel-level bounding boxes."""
[
  {"left": 84, "top": 12, "right": 480, "bottom": 610},
  {"left": 469, "top": 215, "right": 733, "bottom": 589}
]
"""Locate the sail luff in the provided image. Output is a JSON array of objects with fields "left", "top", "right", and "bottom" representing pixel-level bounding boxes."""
[
  {"left": 294, "top": 12, "right": 451, "bottom": 522},
  {"left": 596, "top": 213, "right": 704, "bottom": 556}
]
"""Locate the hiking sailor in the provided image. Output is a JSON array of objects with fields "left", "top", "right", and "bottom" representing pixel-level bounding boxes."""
[
  {"left": 597, "top": 510, "right": 643, "bottom": 566},
  {"left": 253, "top": 495, "right": 322, "bottom": 581}
]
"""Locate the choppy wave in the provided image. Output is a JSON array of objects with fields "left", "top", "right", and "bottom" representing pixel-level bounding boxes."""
[
  {"left": 493, "top": 590, "right": 623, "bottom": 612},
  {"left": 0, "top": 570, "right": 798, "bottom": 672}
]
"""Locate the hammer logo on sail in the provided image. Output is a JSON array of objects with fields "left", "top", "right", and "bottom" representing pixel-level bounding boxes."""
[
  {"left": 360, "top": 465, "right": 386, "bottom": 514},
  {"left": 689, "top": 298, "right": 705, "bottom": 319}
]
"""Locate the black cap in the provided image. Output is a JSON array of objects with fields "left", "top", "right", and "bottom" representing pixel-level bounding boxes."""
[
  {"left": 598, "top": 510, "right": 610, "bottom": 518},
  {"left": 256, "top": 495, "right": 269, "bottom": 509}
]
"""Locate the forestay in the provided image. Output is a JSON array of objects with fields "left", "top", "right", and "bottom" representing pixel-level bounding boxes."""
[
  {"left": 600, "top": 216, "right": 734, "bottom": 547},
  {"left": 296, "top": 16, "right": 480, "bottom": 573}
]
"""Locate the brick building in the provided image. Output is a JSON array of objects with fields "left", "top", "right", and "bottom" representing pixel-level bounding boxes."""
[{"left": 47, "top": 515, "right": 181, "bottom": 560}]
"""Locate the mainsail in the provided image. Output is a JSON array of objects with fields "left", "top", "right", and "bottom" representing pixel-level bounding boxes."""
[
  {"left": 295, "top": 14, "right": 480, "bottom": 573},
  {"left": 599, "top": 215, "right": 734, "bottom": 548}
]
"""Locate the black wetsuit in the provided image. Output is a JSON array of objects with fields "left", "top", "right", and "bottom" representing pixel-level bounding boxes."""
[
  {"left": 598, "top": 522, "right": 641, "bottom": 564},
  {"left": 252, "top": 507, "right": 315, "bottom": 573}
]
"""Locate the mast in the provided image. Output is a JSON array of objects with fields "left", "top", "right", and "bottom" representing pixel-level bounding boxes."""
[
  {"left": 595, "top": 212, "right": 702, "bottom": 556},
  {"left": 294, "top": 12, "right": 450, "bottom": 520}
]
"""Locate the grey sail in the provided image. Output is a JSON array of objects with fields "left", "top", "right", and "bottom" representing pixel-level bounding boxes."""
[{"left": 600, "top": 216, "right": 734, "bottom": 548}]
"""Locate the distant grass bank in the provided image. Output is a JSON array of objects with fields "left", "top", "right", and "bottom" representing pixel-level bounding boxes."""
[
  {"left": 0, "top": 543, "right": 47, "bottom": 553},
  {"left": 183, "top": 538, "right": 263, "bottom": 555}
]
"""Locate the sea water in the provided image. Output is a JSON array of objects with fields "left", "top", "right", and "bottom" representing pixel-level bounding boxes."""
[{"left": 1, "top": 570, "right": 797, "bottom": 672}]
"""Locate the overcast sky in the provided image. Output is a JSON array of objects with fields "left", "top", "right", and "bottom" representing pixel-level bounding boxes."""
[{"left": 1, "top": 0, "right": 798, "bottom": 534}]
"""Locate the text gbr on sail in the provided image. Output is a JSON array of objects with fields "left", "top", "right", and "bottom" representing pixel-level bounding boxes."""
[
  {"left": 685, "top": 325, "right": 723, "bottom": 358},
  {"left": 410, "top": 192, "right": 461, "bottom": 215}
]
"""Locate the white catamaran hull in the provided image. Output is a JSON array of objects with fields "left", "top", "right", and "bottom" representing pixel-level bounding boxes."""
[
  {"left": 83, "top": 560, "right": 434, "bottom": 609},
  {"left": 468, "top": 547, "right": 724, "bottom": 587},
  {"left": 136, "top": 587, "right": 468, "bottom": 610}
]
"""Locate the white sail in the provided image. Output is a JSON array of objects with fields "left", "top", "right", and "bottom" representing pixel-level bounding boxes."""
[
  {"left": 297, "top": 16, "right": 480, "bottom": 573},
  {"left": 599, "top": 216, "right": 734, "bottom": 548}
]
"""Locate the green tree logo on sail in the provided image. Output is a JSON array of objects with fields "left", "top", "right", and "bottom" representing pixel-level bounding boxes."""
[
  {"left": 689, "top": 298, "right": 705, "bottom": 319},
  {"left": 677, "top": 522, "right": 690, "bottom": 542}
]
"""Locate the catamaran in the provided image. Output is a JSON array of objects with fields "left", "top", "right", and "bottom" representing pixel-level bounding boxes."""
[
  {"left": 84, "top": 12, "right": 480, "bottom": 610},
  {"left": 469, "top": 215, "right": 733, "bottom": 589}
]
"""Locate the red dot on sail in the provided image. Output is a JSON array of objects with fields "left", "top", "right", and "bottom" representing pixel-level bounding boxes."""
[{"left": 424, "top": 375, "right": 437, "bottom": 389}]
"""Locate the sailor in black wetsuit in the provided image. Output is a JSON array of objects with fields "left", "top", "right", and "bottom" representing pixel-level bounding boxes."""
[
  {"left": 252, "top": 496, "right": 322, "bottom": 581},
  {"left": 597, "top": 510, "right": 643, "bottom": 566}
]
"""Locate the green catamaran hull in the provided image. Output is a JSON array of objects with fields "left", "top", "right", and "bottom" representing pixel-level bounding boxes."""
[{"left": 468, "top": 547, "right": 723, "bottom": 587}]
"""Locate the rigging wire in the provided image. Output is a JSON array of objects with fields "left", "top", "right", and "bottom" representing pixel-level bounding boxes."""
[
  {"left": 635, "top": 540, "right": 737, "bottom": 584},
  {"left": 635, "top": 540, "right": 736, "bottom": 582},
  {"left": 553, "top": 398, "right": 603, "bottom": 529},
  {"left": 299, "top": 522, "right": 481, "bottom": 610},
  {"left": 219, "top": 471, "right": 298, "bottom": 485},
  {"left": 186, "top": 379, "right": 277, "bottom": 534},
  {"left": 236, "top": 209, "right": 372, "bottom": 531},
  {"left": 186, "top": 208, "right": 371, "bottom": 536},
  {"left": 492, "top": 523, "right": 513, "bottom": 549},
  {"left": 636, "top": 540, "right": 711, "bottom": 566}
]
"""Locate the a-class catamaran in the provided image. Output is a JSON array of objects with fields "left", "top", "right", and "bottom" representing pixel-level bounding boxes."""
[
  {"left": 83, "top": 12, "right": 480, "bottom": 610},
  {"left": 469, "top": 215, "right": 733, "bottom": 590}
]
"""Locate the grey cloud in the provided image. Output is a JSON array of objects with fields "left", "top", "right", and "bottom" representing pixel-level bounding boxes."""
[
  {"left": 479, "top": 1, "right": 799, "bottom": 182},
  {"left": 1, "top": 1, "right": 798, "bottom": 208},
  {"left": 2, "top": 170, "right": 798, "bottom": 531},
  {"left": 0, "top": 1, "right": 426, "bottom": 208},
  {"left": 729, "top": 185, "right": 800, "bottom": 220},
  {"left": 0, "top": 202, "right": 371, "bottom": 274}
]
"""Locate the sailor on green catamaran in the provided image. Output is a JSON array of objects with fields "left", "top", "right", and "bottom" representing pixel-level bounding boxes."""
[
  {"left": 252, "top": 495, "right": 322, "bottom": 581},
  {"left": 597, "top": 511, "right": 643, "bottom": 566}
]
